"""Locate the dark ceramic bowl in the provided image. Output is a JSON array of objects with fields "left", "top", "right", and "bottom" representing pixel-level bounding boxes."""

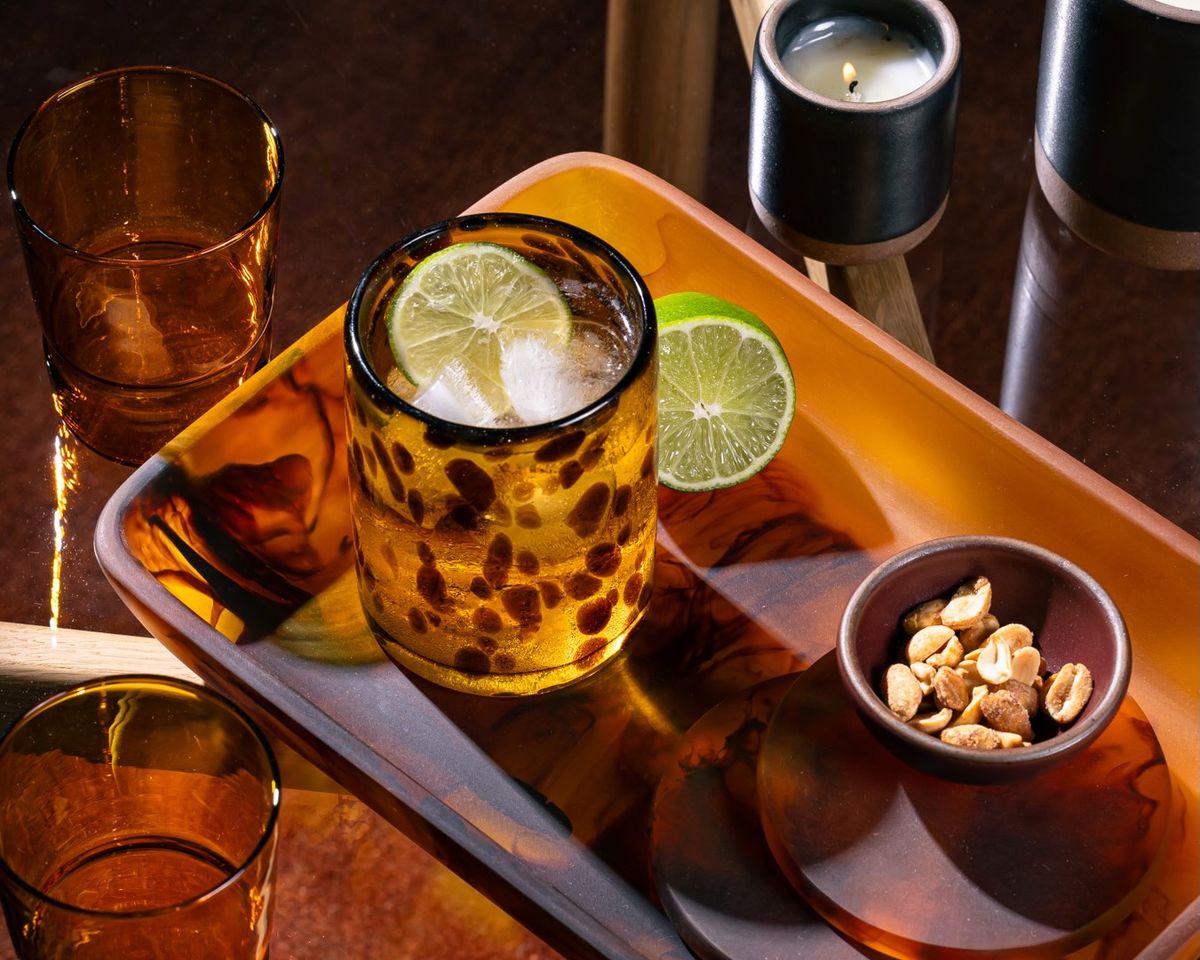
[{"left": 838, "top": 536, "right": 1131, "bottom": 784}]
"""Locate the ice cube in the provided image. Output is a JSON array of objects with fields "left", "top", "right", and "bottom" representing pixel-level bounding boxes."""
[
  {"left": 499, "top": 335, "right": 588, "bottom": 425},
  {"left": 566, "top": 321, "right": 628, "bottom": 398},
  {"left": 410, "top": 357, "right": 508, "bottom": 426},
  {"left": 76, "top": 294, "right": 172, "bottom": 381}
]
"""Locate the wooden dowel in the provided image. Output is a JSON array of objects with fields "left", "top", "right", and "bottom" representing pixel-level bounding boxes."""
[
  {"left": 0, "top": 622, "right": 342, "bottom": 792},
  {"left": 0, "top": 622, "right": 197, "bottom": 740},
  {"left": 730, "top": 0, "right": 767, "bottom": 66},
  {"left": 604, "top": 0, "right": 721, "bottom": 200},
  {"left": 0, "top": 621, "right": 198, "bottom": 686}
]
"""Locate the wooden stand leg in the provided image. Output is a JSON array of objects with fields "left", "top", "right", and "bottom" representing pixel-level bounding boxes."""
[
  {"left": 730, "top": 0, "right": 768, "bottom": 65},
  {"left": 819, "top": 259, "right": 935, "bottom": 363},
  {"left": 603, "top": 0, "right": 721, "bottom": 200}
]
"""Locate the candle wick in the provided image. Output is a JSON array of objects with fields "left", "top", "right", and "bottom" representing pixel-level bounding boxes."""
[{"left": 849, "top": 80, "right": 859, "bottom": 94}]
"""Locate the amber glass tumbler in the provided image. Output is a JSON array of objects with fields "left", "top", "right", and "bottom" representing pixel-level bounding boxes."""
[
  {"left": 344, "top": 214, "right": 657, "bottom": 695},
  {"left": 7, "top": 66, "right": 283, "bottom": 463},
  {"left": 0, "top": 676, "right": 280, "bottom": 959}
]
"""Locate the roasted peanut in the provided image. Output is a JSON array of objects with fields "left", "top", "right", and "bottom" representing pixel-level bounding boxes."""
[
  {"left": 958, "top": 613, "right": 999, "bottom": 653},
  {"left": 906, "top": 625, "right": 955, "bottom": 664},
  {"left": 990, "top": 622, "right": 1034, "bottom": 653},
  {"left": 909, "top": 708, "right": 953, "bottom": 733},
  {"left": 926, "top": 636, "right": 964, "bottom": 669},
  {"left": 882, "top": 663, "right": 923, "bottom": 721},
  {"left": 903, "top": 598, "right": 948, "bottom": 636},
  {"left": 995, "top": 731, "right": 1026, "bottom": 749},
  {"left": 980, "top": 690, "right": 1033, "bottom": 740},
  {"left": 939, "top": 577, "right": 992, "bottom": 630},
  {"left": 910, "top": 661, "right": 936, "bottom": 695},
  {"left": 933, "top": 666, "right": 969, "bottom": 711},
  {"left": 1009, "top": 646, "right": 1041, "bottom": 686},
  {"left": 950, "top": 684, "right": 988, "bottom": 726},
  {"left": 940, "top": 724, "right": 1003, "bottom": 750},
  {"left": 992, "top": 679, "right": 1038, "bottom": 718},
  {"left": 1042, "top": 663, "right": 1094, "bottom": 724},
  {"left": 956, "top": 659, "right": 984, "bottom": 688},
  {"left": 976, "top": 638, "right": 1013, "bottom": 685}
]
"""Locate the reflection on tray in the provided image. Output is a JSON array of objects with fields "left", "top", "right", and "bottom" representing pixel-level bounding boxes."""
[
  {"left": 412, "top": 471, "right": 876, "bottom": 882},
  {"left": 120, "top": 322, "right": 879, "bottom": 864},
  {"left": 123, "top": 336, "right": 353, "bottom": 641}
]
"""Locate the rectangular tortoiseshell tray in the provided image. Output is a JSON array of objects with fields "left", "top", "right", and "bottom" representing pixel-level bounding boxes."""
[{"left": 96, "top": 153, "right": 1200, "bottom": 959}]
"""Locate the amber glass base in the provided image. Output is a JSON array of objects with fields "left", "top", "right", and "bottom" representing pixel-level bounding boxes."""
[{"left": 368, "top": 610, "right": 641, "bottom": 696}]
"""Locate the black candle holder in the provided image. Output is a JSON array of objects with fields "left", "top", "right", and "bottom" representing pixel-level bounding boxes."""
[
  {"left": 1035, "top": 0, "right": 1200, "bottom": 271},
  {"left": 749, "top": 0, "right": 961, "bottom": 265}
]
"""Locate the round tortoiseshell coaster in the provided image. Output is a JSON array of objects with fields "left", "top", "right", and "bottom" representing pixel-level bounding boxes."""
[
  {"left": 758, "top": 653, "right": 1172, "bottom": 959},
  {"left": 651, "top": 674, "right": 886, "bottom": 959}
]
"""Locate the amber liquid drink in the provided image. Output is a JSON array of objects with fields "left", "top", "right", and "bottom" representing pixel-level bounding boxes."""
[
  {"left": 0, "top": 677, "right": 279, "bottom": 959},
  {"left": 8, "top": 67, "right": 282, "bottom": 464},
  {"left": 345, "top": 215, "right": 657, "bottom": 695}
]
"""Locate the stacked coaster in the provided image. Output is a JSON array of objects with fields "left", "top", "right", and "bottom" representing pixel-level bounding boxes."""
[{"left": 651, "top": 653, "right": 1171, "bottom": 959}]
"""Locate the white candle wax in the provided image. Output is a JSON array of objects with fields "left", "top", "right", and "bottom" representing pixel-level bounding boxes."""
[
  {"left": 1153, "top": 0, "right": 1200, "bottom": 11},
  {"left": 781, "top": 16, "right": 938, "bottom": 103}
]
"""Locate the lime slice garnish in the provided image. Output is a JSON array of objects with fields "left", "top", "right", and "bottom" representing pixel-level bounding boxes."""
[
  {"left": 386, "top": 242, "right": 571, "bottom": 413},
  {"left": 655, "top": 292, "right": 795, "bottom": 492}
]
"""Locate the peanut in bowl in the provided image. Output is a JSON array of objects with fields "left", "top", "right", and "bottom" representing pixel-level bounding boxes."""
[{"left": 837, "top": 535, "right": 1131, "bottom": 784}]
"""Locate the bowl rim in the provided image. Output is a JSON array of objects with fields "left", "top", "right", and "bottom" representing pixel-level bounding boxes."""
[{"left": 837, "top": 534, "right": 1132, "bottom": 771}]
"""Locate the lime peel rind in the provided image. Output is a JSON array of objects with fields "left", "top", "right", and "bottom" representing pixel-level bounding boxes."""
[
  {"left": 385, "top": 242, "right": 571, "bottom": 413},
  {"left": 654, "top": 292, "right": 796, "bottom": 493}
]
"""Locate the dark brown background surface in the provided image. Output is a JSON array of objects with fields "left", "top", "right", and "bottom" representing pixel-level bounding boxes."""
[{"left": 0, "top": 2, "right": 1195, "bottom": 957}]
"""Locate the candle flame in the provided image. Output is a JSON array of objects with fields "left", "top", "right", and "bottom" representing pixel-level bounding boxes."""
[{"left": 842, "top": 61, "right": 857, "bottom": 86}]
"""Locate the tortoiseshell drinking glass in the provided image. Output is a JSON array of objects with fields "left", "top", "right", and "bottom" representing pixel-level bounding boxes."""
[{"left": 344, "top": 214, "right": 657, "bottom": 695}]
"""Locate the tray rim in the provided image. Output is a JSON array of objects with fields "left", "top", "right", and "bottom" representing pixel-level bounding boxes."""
[{"left": 94, "top": 151, "right": 1200, "bottom": 960}]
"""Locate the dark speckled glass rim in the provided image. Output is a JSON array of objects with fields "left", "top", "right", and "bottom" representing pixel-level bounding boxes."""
[{"left": 344, "top": 213, "right": 656, "bottom": 448}]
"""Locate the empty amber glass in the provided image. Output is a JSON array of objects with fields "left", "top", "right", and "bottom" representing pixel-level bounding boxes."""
[
  {"left": 0, "top": 676, "right": 280, "bottom": 959},
  {"left": 7, "top": 66, "right": 283, "bottom": 464}
]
